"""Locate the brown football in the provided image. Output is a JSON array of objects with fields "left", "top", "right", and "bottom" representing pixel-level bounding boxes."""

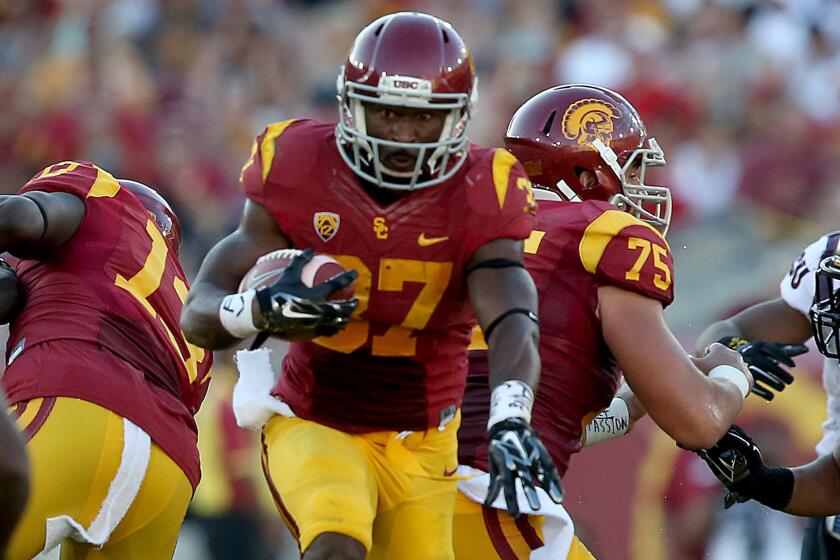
[{"left": 238, "top": 249, "right": 354, "bottom": 300}]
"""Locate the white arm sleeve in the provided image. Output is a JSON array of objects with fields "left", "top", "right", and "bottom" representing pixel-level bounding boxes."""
[{"left": 779, "top": 232, "right": 840, "bottom": 316}]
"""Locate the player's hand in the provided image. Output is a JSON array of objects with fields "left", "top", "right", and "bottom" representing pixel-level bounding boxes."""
[
  {"left": 691, "top": 342, "right": 754, "bottom": 392},
  {"left": 718, "top": 337, "right": 806, "bottom": 400},
  {"left": 694, "top": 424, "right": 766, "bottom": 509},
  {"left": 485, "top": 417, "right": 564, "bottom": 518},
  {"left": 255, "top": 249, "right": 358, "bottom": 338}
]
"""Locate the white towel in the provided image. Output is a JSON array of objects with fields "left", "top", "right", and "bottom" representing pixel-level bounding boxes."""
[
  {"left": 457, "top": 465, "right": 575, "bottom": 560},
  {"left": 36, "top": 418, "right": 151, "bottom": 557},
  {"left": 232, "top": 348, "right": 296, "bottom": 431}
]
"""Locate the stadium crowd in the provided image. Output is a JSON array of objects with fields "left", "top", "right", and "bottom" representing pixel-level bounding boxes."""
[{"left": 0, "top": 0, "right": 838, "bottom": 272}]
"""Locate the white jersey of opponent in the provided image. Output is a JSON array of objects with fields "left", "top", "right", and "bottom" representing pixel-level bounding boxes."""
[{"left": 780, "top": 231, "right": 840, "bottom": 456}]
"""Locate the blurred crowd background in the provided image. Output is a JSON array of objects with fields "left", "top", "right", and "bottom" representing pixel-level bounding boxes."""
[{"left": 2, "top": 0, "right": 839, "bottom": 558}]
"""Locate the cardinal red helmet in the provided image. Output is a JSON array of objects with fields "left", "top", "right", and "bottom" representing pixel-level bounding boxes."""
[
  {"left": 119, "top": 180, "right": 182, "bottom": 255},
  {"left": 336, "top": 12, "right": 477, "bottom": 190},
  {"left": 504, "top": 84, "right": 671, "bottom": 233}
]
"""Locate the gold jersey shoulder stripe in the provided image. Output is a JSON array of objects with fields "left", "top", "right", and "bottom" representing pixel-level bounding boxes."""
[
  {"left": 491, "top": 148, "right": 517, "bottom": 210},
  {"left": 260, "top": 119, "right": 297, "bottom": 183},
  {"left": 87, "top": 166, "right": 121, "bottom": 198},
  {"left": 579, "top": 210, "right": 669, "bottom": 274}
]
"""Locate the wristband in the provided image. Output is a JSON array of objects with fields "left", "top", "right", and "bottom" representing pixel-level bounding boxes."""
[
  {"left": 487, "top": 380, "right": 534, "bottom": 429},
  {"left": 583, "top": 398, "right": 630, "bottom": 447},
  {"left": 710, "top": 364, "right": 750, "bottom": 399},
  {"left": 220, "top": 289, "right": 259, "bottom": 339},
  {"left": 737, "top": 466, "right": 795, "bottom": 511}
]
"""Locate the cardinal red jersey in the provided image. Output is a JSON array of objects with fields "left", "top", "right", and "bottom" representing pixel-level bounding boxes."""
[
  {"left": 241, "top": 119, "right": 536, "bottom": 432},
  {"left": 3, "top": 161, "right": 212, "bottom": 488},
  {"left": 458, "top": 199, "right": 674, "bottom": 476}
]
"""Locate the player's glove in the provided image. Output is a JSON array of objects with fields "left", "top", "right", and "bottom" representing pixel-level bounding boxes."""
[
  {"left": 486, "top": 417, "right": 564, "bottom": 518},
  {"left": 255, "top": 248, "right": 358, "bottom": 338},
  {"left": 717, "top": 336, "right": 807, "bottom": 400},
  {"left": 695, "top": 424, "right": 794, "bottom": 510}
]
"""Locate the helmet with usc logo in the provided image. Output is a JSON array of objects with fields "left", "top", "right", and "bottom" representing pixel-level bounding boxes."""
[
  {"left": 504, "top": 84, "right": 671, "bottom": 233},
  {"left": 119, "top": 180, "right": 182, "bottom": 255},
  {"left": 336, "top": 12, "right": 477, "bottom": 191}
]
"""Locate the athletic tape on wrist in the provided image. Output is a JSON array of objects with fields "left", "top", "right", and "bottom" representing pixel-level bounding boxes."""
[
  {"left": 583, "top": 397, "right": 630, "bottom": 447},
  {"left": 220, "top": 289, "right": 259, "bottom": 339},
  {"left": 487, "top": 380, "right": 534, "bottom": 429},
  {"left": 710, "top": 364, "right": 750, "bottom": 399}
]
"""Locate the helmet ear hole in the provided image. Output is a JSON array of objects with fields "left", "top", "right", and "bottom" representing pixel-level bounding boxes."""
[{"left": 574, "top": 167, "right": 594, "bottom": 189}]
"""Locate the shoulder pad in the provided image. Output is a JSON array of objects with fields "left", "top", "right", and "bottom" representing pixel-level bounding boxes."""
[
  {"left": 578, "top": 208, "right": 674, "bottom": 305},
  {"left": 240, "top": 119, "right": 299, "bottom": 191},
  {"left": 240, "top": 119, "right": 338, "bottom": 203},
  {"left": 466, "top": 147, "right": 536, "bottom": 219},
  {"left": 459, "top": 148, "right": 536, "bottom": 256},
  {"left": 20, "top": 161, "right": 120, "bottom": 200},
  {"left": 780, "top": 231, "right": 840, "bottom": 315}
]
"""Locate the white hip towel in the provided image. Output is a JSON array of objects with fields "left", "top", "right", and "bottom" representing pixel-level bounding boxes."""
[{"left": 457, "top": 464, "right": 575, "bottom": 560}]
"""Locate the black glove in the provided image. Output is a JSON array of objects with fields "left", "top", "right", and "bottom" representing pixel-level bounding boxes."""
[
  {"left": 696, "top": 424, "right": 763, "bottom": 508},
  {"left": 718, "top": 337, "right": 807, "bottom": 400},
  {"left": 485, "top": 417, "right": 564, "bottom": 518},
  {"left": 255, "top": 249, "right": 358, "bottom": 339},
  {"left": 695, "top": 424, "right": 794, "bottom": 510}
]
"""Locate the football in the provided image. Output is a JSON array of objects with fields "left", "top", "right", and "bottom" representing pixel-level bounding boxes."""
[{"left": 238, "top": 249, "right": 355, "bottom": 300}]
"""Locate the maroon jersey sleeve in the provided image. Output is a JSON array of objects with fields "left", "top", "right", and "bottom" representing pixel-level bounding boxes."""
[
  {"left": 462, "top": 148, "right": 537, "bottom": 258},
  {"left": 19, "top": 160, "right": 112, "bottom": 198},
  {"left": 578, "top": 208, "right": 674, "bottom": 306}
]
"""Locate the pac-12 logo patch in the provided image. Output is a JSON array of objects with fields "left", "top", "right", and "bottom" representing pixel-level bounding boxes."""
[
  {"left": 562, "top": 99, "right": 622, "bottom": 149},
  {"left": 314, "top": 212, "right": 340, "bottom": 242}
]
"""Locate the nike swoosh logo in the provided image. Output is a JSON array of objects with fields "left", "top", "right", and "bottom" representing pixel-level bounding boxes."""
[
  {"left": 443, "top": 466, "right": 458, "bottom": 477},
  {"left": 418, "top": 233, "right": 449, "bottom": 247},
  {"left": 281, "top": 306, "right": 320, "bottom": 320}
]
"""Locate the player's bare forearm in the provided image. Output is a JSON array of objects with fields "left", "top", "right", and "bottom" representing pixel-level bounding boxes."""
[
  {"left": 696, "top": 298, "right": 812, "bottom": 356},
  {"left": 0, "top": 196, "right": 42, "bottom": 250},
  {"left": 782, "top": 453, "right": 840, "bottom": 516},
  {"left": 615, "top": 382, "right": 647, "bottom": 428},
  {"left": 485, "top": 314, "right": 540, "bottom": 390},
  {"left": 182, "top": 200, "right": 291, "bottom": 349},
  {"left": 600, "top": 286, "right": 747, "bottom": 449},
  {"left": 467, "top": 238, "right": 540, "bottom": 390},
  {"left": 182, "top": 232, "right": 283, "bottom": 349},
  {"left": 0, "top": 192, "right": 85, "bottom": 257}
]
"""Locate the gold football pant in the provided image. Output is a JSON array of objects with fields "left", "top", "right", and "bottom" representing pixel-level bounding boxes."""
[
  {"left": 261, "top": 413, "right": 461, "bottom": 559},
  {"left": 8, "top": 397, "right": 192, "bottom": 560},
  {"left": 452, "top": 489, "right": 596, "bottom": 560}
]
